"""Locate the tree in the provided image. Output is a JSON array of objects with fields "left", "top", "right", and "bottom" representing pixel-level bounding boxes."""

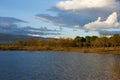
[
  {"left": 47, "top": 39, "right": 58, "bottom": 47},
  {"left": 37, "top": 40, "right": 44, "bottom": 46},
  {"left": 25, "top": 39, "right": 38, "bottom": 46},
  {"left": 84, "top": 36, "right": 91, "bottom": 47},
  {"left": 15, "top": 40, "right": 24, "bottom": 46},
  {"left": 58, "top": 38, "right": 74, "bottom": 47},
  {"left": 90, "top": 36, "right": 98, "bottom": 47},
  {"left": 74, "top": 36, "right": 85, "bottom": 47},
  {"left": 93, "top": 37, "right": 109, "bottom": 47},
  {"left": 110, "top": 34, "right": 120, "bottom": 47}
]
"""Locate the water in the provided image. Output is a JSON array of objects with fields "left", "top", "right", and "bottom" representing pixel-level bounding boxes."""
[{"left": 0, "top": 51, "right": 120, "bottom": 80}]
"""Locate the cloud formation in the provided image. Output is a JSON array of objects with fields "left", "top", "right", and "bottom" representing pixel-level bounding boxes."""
[
  {"left": 0, "top": 17, "right": 26, "bottom": 23},
  {"left": 0, "top": 17, "right": 61, "bottom": 36},
  {"left": 0, "top": 17, "right": 26, "bottom": 30},
  {"left": 84, "top": 12, "right": 120, "bottom": 30},
  {"left": 36, "top": 0, "right": 120, "bottom": 36},
  {"left": 36, "top": 11, "right": 93, "bottom": 28},
  {"left": 56, "top": 0, "right": 115, "bottom": 10},
  {"left": 36, "top": 0, "right": 120, "bottom": 28},
  {"left": 99, "top": 30, "right": 120, "bottom": 36}
]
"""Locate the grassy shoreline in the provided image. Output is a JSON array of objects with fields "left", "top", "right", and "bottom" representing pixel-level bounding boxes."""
[
  {"left": 0, "top": 45, "right": 120, "bottom": 54},
  {"left": 1, "top": 34, "right": 120, "bottom": 54}
]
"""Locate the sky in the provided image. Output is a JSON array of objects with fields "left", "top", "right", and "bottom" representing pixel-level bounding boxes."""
[{"left": 0, "top": 0, "right": 120, "bottom": 38}]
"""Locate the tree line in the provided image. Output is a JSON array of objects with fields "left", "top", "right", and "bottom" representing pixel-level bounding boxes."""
[{"left": 13, "top": 34, "right": 120, "bottom": 48}]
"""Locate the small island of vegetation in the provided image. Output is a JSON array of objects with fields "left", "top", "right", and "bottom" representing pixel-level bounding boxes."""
[{"left": 0, "top": 34, "right": 120, "bottom": 53}]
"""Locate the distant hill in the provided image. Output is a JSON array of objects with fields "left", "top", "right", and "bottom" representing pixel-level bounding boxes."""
[{"left": 0, "top": 33, "right": 51, "bottom": 43}]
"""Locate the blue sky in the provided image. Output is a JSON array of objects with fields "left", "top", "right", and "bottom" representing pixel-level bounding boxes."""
[{"left": 0, "top": 0, "right": 120, "bottom": 38}]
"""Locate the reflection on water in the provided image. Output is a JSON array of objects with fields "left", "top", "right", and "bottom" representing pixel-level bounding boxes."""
[
  {"left": 0, "top": 51, "right": 120, "bottom": 80},
  {"left": 110, "top": 55, "right": 120, "bottom": 80}
]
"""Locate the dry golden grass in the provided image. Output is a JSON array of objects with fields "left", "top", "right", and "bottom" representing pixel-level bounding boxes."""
[{"left": 0, "top": 45, "right": 120, "bottom": 54}]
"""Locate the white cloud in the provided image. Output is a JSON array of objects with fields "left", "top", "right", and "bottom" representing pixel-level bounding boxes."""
[
  {"left": 74, "top": 25, "right": 80, "bottom": 29},
  {"left": 0, "top": 22, "right": 10, "bottom": 27},
  {"left": 36, "top": 16, "right": 52, "bottom": 22},
  {"left": 56, "top": 0, "right": 115, "bottom": 10},
  {"left": 84, "top": 12, "right": 120, "bottom": 30}
]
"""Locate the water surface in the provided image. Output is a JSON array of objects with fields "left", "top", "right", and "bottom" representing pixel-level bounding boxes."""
[{"left": 0, "top": 51, "right": 120, "bottom": 80}]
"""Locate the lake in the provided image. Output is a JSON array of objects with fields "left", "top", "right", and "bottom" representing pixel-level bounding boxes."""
[{"left": 0, "top": 51, "right": 120, "bottom": 80}]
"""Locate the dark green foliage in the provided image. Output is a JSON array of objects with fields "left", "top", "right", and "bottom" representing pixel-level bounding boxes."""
[{"left": 74, "top": 36, "right": 85, "bottom": 47}]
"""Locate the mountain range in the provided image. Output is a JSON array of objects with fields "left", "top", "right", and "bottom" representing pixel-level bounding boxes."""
[{"left": 0, "top": 33, "right": 52, "bottom": 43}]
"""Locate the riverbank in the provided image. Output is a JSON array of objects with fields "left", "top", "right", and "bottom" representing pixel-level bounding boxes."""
[
  {"left": 0, "top": 45, "right": 120, "bottom": 54},
  {"left": 1, "top": 34, "right": 120, "bottom": 54}
]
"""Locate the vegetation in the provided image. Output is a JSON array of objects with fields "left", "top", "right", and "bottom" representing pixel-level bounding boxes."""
[{"left": 0, "top": 34, "right": 120, "bottom": 53}]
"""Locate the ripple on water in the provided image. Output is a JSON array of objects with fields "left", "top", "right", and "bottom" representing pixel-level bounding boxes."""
[{"left": 0, "top": 51, "right": 120, "bottom": 80}]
